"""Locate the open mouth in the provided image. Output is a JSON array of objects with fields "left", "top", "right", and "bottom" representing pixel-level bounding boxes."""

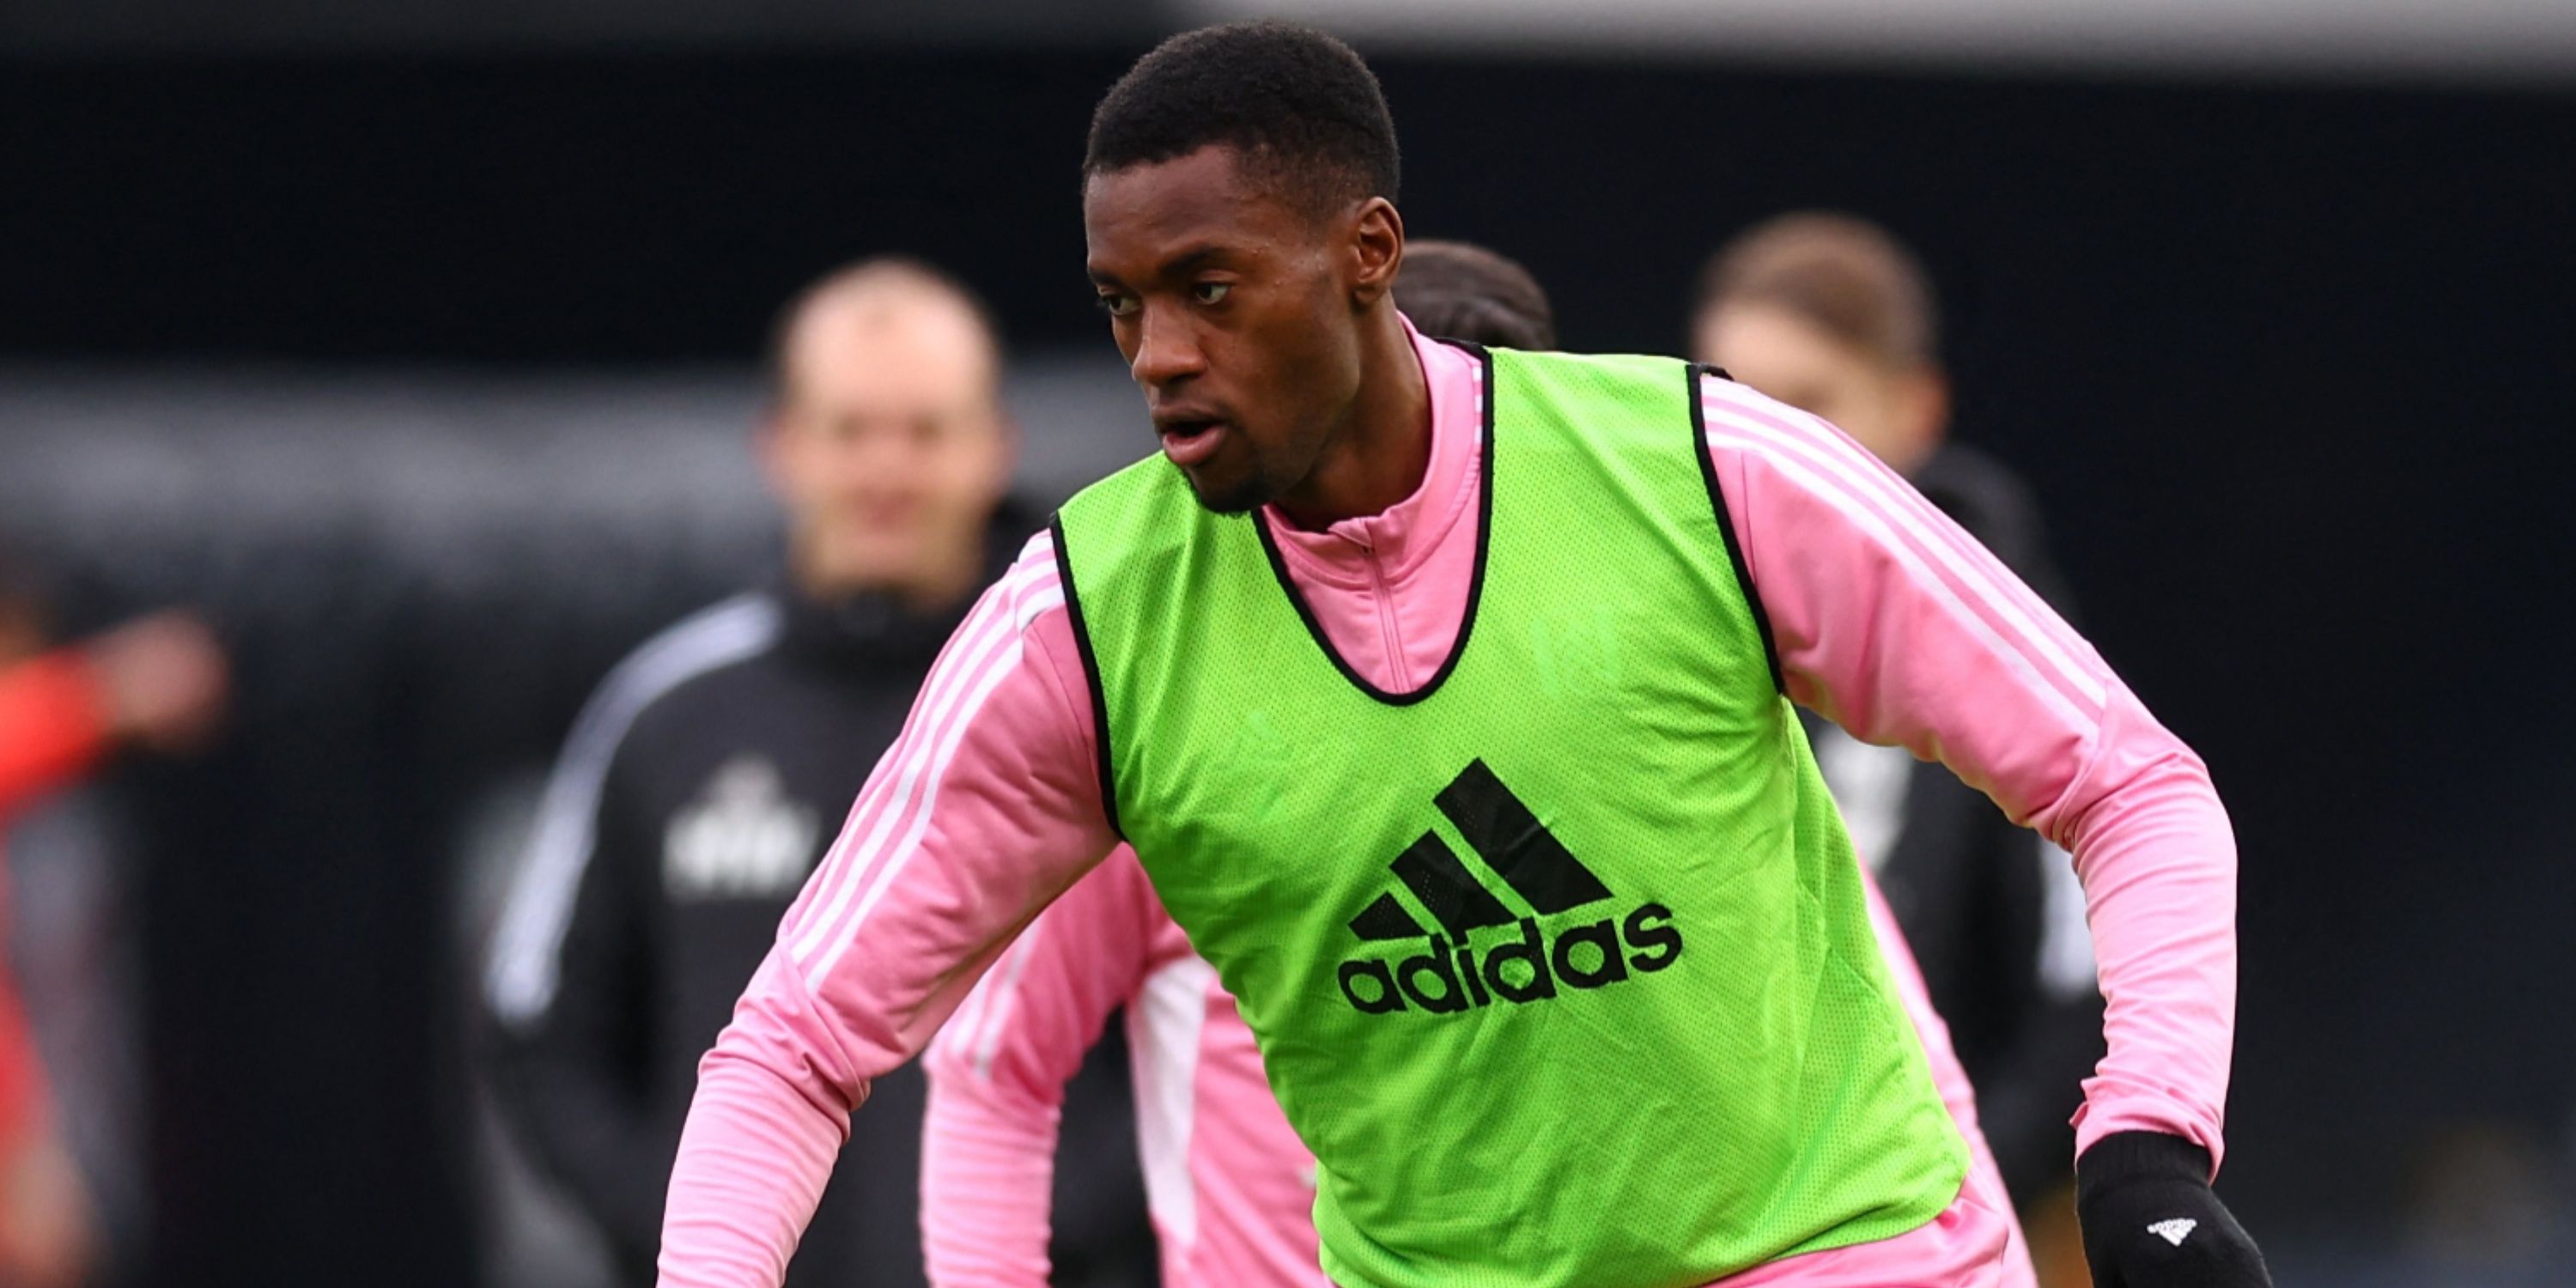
[{"left": 1157, "top": 419, "right": 1225, "bottom": 467}]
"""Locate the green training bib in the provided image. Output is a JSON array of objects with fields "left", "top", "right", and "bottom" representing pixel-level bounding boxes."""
[{"left": 1054, "top": 347, "right": 1965, "bottom": 1287}]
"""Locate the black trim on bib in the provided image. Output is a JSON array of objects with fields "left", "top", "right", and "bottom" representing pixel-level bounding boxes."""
[
  {"left": 1047, "top": 512, "right": 1125, "bottom": 841},
  {"left": 1687, "top": 362, "right": 1785, "bottom": 695},
  {"left": 1251, "top": 340, "right": 1496, "bottom": 708}
]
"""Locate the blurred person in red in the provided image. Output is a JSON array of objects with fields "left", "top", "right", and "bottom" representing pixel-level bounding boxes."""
[
  {"left": 1695, "top": 212, "right": 2104, "bottom": 1285},
  {"left": 0, "top": 550, "right": 228, "bottom": 1286},
  {"left": 481, "top": 258, "right": 1034, "bottom": 1287}
]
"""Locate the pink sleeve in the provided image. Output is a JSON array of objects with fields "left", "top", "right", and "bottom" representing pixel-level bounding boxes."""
[
  {"left": 658, "top": 533, "right": 1121, "bottom": 1287},
  {"left": 1698, "top": 375, "right": 2238, "bottom": 1175},
  {"left": 918, "top": 852, "right": 1159, "bottom": 1287}
]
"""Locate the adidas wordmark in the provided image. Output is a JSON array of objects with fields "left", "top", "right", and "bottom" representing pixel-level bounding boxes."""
[{"left": 1334, "top": 760, "right": 1683, "bottom": 1016}]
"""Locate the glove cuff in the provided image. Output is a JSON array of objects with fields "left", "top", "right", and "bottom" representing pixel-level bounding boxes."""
[{"left": 2076, "top": 1130, "right": 2215, "bottom": 1206}]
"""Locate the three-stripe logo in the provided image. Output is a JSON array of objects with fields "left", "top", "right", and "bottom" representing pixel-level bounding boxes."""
[{"left": 1336, "top": 759, "right": 1682, "bottom": 1015}]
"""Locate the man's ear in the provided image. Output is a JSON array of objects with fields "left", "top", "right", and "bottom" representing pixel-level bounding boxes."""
[
  {"left": 1348, "top": 197, "right": 1404, "bottom": 307},
  {"left": 983, "top": 410, "right": 1023, "bottom": 501},
  {"left": 1896, "top": 364, "right": 1953, "bottom": 456}
]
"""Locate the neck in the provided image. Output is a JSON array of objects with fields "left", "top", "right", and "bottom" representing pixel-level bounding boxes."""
[
  {"left": 1273, "top": 307, "right": 1430, "bottom": 530},
  {"left": 788, "top": 531, "right": 987, "bottom": 616}
]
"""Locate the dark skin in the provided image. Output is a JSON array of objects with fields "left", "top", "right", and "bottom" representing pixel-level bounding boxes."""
[{"left": 1084, "top": 144, "right": 1430, "bottom": 528}]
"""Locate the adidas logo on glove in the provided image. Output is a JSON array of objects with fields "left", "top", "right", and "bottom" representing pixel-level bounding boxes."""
[
  {"left": 2148, "top": 1218, "right": 2198, "bottom": 1247},
  {"left": 1335, "top": 759, "right": 1682, "bottom": 1015}
]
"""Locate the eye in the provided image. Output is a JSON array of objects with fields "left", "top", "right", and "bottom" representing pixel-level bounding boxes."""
[
  {"left": 1097, "top": 292, "right": 1139, "bottom": 319},
  {"left": 1192, "top": 281, "right": 1231, "bottom": 306}
]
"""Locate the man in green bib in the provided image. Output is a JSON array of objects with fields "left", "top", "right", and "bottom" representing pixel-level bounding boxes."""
[{"left": 656, "top": 21, "right": 2268, "bottom": 1288}]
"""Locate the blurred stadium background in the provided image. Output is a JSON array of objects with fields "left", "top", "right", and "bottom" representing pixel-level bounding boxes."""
[{"left": 3, "top": 2, "right": 2573, "bottom": 1285}]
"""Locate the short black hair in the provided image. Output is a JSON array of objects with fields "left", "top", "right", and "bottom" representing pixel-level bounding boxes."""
[
  {"left": 1395, "top": 240, "right": 1556, "bottom": 349},
  {"left": 1084, "top": 21, "right": 1400, "bottom": 216}
]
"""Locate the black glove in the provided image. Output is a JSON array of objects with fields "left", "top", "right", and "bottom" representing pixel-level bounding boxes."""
[{"left": 2075, "top": 1131, "right": 2271, "bottom": 1287}]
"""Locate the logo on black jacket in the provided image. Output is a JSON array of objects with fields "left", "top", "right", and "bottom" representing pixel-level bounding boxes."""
[
  {"left": 1336, "top": 760, "right": 1681, "bottom": 1015},
  {"left": 664, "top": 756, "right": 820, "bottom": 901}
]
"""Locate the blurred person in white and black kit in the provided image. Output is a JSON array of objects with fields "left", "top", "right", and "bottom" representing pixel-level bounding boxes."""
[
  {"left": 482, "top": 259, "right": 1038, "bottom": 1286},
  {"left": 1695, "top": 214, "right": 2106, "bottom": 1279}
]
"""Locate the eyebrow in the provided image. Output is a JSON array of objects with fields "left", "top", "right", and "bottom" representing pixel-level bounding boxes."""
[{"left": 1089, "top": 242, "right": 1233, "bottom": 289}]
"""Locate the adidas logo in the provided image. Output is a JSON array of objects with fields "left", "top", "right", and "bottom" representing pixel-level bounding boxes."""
[
  {"left": 1336, "top": 759, "right": 1681, "bottom": 1016},
  {"left": 2148, "top": 1218, "right": 2198, "bottom": 1247}
]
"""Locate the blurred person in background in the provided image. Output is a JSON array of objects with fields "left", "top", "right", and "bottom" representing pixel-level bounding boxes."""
[
  {"left": 0, "top": 551, "right": 228, "bottom": 1287},
  {"left": 481, "top": 258, "right": 1034, "bottom": 1287},
  {"left": 1695, "top": 212, "right": 2105, "bottom": 1285},
  {"left": 915, "top": 238, "right": 2038, "bottom": 1288},
  {"left": 1384, "top": 240, "right": 1557, "bottom": 349}
]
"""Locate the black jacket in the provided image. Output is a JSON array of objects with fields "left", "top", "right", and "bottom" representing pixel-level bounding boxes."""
[
  {"left": 1802, "top": 443, "right": 2107, "bottom": 1205},
  {"left": 483, "top": 511, "right": 1039, "bottom": 1285}
]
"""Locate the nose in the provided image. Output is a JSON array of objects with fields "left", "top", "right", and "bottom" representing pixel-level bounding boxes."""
[{"left": 1128, "top": 299, "right": 1206, "bottom": 392}]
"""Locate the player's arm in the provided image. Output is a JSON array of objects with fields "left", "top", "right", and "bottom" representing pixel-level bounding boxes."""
[
  {"left": 1698, "top": 374, "right": 2269, "bottom": 1285},
  {"left": 1923, "top": 464, "right": 2113, "bottom": 1201},
  {"left": 920, "top": 852, "right": 1157, "bottom": 1287},
  {"left": 0, "top": 653, "right": 112, "bottom": 818},
  {"left": 658, "top": 536, "right": 1120, "bottom": 1288},
  {"left": 482, "top": 670, "right": 683, "bottom": 1261},
  {"left": 1, "top": 613, "right": 228, "bottom": 817}
]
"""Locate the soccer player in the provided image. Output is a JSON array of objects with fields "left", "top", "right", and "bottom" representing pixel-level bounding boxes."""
[
  {"left": 483, "top": 259, "right": 1032, "bottom": 1287},
  {"left": 659, "top": 22, "right": 2268, "bottom": 1288},
  {"left": 915, "top": 238, "right": 2038, "bottom": 1288},
  {"left": 1388, "top": 239, "right": 1558, "bottom": 349},
  {"left": 1695, "top": 214, "right": 2107, "bottom": 1273}
]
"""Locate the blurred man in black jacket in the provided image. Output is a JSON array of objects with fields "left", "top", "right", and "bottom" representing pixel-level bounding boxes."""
[
  {"left": 1695, "top": 214, "right": 2106, "bottom": 1285},
  {"left": 482, "top": 259, "right": 1043, "bottom": 1285}
]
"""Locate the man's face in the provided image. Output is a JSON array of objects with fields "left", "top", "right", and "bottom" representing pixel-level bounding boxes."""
[
  {"left": 1084, "top": 145, "right": 1365, "bottom": 513},
  {"left": 1696, "top": 302, "right": 1946, "bottom": 477},
  {"left": 761, "top": 296, "right": 1012, "bottom": 600}
]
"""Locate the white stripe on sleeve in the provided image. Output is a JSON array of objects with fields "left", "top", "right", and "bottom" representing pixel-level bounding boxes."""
[
  {"left": 1702, "top": 380, "right": 2107, "bottom": 713},
  {"left": 1699, "top": 421, "right": 2100, "bottom": 736},
  {"left": 787, "top": 534, "right": 1064, "bottom": 988},
  {"left": 783, "top": 576, "right": 1023, "bottom": 965}
]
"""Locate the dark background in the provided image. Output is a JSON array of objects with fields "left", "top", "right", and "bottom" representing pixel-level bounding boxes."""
[{"left": 3, "top": 33, "right": 2572, "bottom": 1287}]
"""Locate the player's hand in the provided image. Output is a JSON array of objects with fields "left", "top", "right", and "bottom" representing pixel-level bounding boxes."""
[
  {"left": 87, "top": 611, "right": 230, "bottom": 754},
  {"left": 2075, "top": 1131, "right": 2270, "bottom": 1287},
  {"left": 0, "top": 1133, "right": 95, "bottom": 1288}
]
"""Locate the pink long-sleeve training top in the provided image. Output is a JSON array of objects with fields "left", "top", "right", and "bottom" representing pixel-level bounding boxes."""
[
  {"left": 918, "top": 846, "right": 2038, "bottom": 1288},
  {"left": 659, "top": 322, "right": 2239, "bottom": 1286}
]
